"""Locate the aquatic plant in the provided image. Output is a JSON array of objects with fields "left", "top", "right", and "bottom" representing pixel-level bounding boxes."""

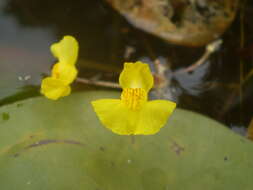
[
  {"left": 92, "top": 61, "right": 176, "bottom": 135},
  {"left": 41, "top": 36, "right": 79, "bottom": 100}
]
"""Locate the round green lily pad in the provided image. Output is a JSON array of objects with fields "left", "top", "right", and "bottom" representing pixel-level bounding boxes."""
[{"left": 0, "top": 91, "right": 252, "bottom": 190}]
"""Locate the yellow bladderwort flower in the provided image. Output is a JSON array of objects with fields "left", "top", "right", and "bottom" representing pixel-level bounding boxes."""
[
  {"left": 41, "top": 35, "right": 79, "bottom": 100},
  {"left": 92, "top": 61, "right": 176, "bottom": 135}
]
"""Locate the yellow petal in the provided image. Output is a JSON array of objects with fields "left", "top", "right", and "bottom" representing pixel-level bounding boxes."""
[
  {"left": 135, "top": 100, "right": 176, "bottom": 135},
  {"left": 92, "top": 98, "right": 176, "bottom": 135},
  {"left": 119, "top": 61, "right": 154, "bottom": 92},
  {"left": 91, "top": 99, "right": 139, "bottom": 135},
  {"left": 51, "top": 35, "right": 79, "bottom": 65},
  {"left": 41, "top": 77, "right": 71, "bottom": 100},
  {"left": 51, "top": 63, "right": 77, "bottom": 85}
]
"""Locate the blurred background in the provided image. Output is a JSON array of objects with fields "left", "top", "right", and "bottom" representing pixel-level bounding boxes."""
[{"left": 0, "top": 0, "right": 253, "bottom": 133}]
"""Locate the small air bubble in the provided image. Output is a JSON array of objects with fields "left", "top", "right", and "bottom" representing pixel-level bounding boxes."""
[
  {"left": 24, "top": 75, "right": 31, "bottom": 80},
  {"left": 18, "top": 75, "right": 31, "bottom": 81}
]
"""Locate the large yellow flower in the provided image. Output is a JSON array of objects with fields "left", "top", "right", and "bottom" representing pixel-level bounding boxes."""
[
  {"left": 92, "top": 61, "right": 176, "bottom": 135},
  {"left": 41, "top": 35, "right": 79, "bottom": 100}
]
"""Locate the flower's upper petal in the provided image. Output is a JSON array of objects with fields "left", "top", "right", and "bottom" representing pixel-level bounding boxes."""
[
  {"left": 51, "top": 35, "right": 79, "bottom": 65},
  {"left": 51, "top": 63, "right": 77, "bottom": 85},
  {"left": 41, "top": 77, "right": 71, "bottom": 100},
  {"left": 134, "top": 100, "right": 176, "bottom": 135},
  {"left": 92, "top": 99, "right": 139, "bottom": 135},
  {"left": 119, "top": 61, "right": 154, "bottom": 92}
]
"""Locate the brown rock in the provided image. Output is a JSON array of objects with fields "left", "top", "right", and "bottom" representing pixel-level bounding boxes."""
[{"left": 106, "top": 0, "right": 238, "bottom": 46}]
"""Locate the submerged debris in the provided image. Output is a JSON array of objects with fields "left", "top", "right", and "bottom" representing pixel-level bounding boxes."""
[{"left": 1, "top": 112, "right": 10, "bottom": 121}]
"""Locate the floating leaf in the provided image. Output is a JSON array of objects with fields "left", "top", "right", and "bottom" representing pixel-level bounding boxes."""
[{"left": 0, "top": 91, "right": 252, "bottom": 190}]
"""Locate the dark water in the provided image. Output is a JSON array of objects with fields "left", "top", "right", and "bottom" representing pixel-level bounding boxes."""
[{"left": 0, "top": 0, "right": 253, "bottom": 130}]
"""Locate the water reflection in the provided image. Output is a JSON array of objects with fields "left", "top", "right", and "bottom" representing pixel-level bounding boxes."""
[
  {"left": 0, "top": 1, "right": 54, "bottom": 101},
  {"left": 0, "top": 0, "right": 128, "bottom": 103}
]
